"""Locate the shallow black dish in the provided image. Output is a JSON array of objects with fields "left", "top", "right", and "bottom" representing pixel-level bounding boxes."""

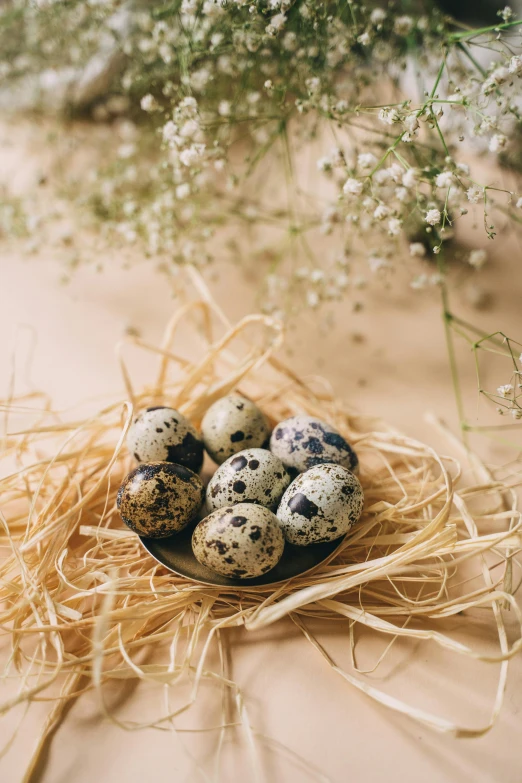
[{"left": 141, "top": 522, "right": 344, "bottom": 588}]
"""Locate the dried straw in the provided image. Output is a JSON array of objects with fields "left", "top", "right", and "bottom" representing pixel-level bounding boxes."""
[{"left": 1, "top": 272, "right": 521, "bottom": 780}]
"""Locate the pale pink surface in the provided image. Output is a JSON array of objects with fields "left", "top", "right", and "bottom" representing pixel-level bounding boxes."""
[{"left": 1, "top": 118, "right": 521, "bottom": 783}]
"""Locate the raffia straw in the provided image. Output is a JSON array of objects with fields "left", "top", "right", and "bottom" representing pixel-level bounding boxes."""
[{"left": 1, "top": 274, "right": 521, "bottom": 780}]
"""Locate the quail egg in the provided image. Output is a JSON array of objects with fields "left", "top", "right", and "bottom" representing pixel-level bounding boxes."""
[
  {"left": 270, "top": 415, "right": 358, "bottom": 474},
  {"left": 276, "top": 463, "right": 364, "bottom": 546},
  {"left": 192, "top": 503, "right": 285, "bottom": 579},
  {"left": 117, "top": 462, "right": 204, "bottom": 538},
  {"left": 206, "top": 448, "right": 291, "bottom": 512},
  {"left": 127, "top": 406, "right": 204, "bottom": 473},
  {"left": 201, "top": 394, "right": 271, "bottom": 464}
]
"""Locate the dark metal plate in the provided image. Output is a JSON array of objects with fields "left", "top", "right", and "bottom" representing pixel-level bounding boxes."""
[{"left": 141, "top": 521, "right": 344, "bottom": 588}]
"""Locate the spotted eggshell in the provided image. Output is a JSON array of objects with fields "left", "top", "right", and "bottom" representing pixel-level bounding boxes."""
[
  {"left": 117, "top": 462, "right": 204, "bottom": 538},
  {"left": 201, "top": 394, "right": 271, "bottom": 464},
  {"left": 192, "top": 503, "right": 285, "bottom": 579},
  {"left": 206, "top": 448, "right": 291, "bottom": 513},
  {"left": 270, "top": 415, "right": 358, "bottom": 474},
  {"left": 276, "top": 463, "right": 363, "bottom": 546},
  {"left": 127, "top": 406, "right": 204, "bottom": 473}
]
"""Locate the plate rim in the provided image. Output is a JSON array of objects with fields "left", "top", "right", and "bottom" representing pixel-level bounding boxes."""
[{"left": 140, "top": 531, "right": 347, "bottom": 590}]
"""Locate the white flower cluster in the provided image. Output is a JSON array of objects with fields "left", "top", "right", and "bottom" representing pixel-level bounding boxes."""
[{"left": 1, "top": 0, "right": 521, "bottom": 313}]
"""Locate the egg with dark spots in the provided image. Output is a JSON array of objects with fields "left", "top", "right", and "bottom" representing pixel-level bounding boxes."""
[
  {"left": 201, "top": 394, "right": 271, "bottom": 464},
  {"left": 127, "top": 406, "right": 204, "bottom": 473},
  {"left": 206, "top": 448, "right": 291, "bottom": 512},
  {"left": 192, "top": 503, "right": 285, "bottom": 578},
  {"left": 276, "top": 463, "right": 364, "bottom": 546},
  {"left": 270, "top": 415, "right": 358, "bottom": 474},
  {"left": 117, "top": 462, "right": 204, "bottom": 538}
]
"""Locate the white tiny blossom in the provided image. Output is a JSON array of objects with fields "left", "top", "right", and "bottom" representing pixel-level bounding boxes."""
[
  {"left": 388, "top": 218, "right": 402, "bottom": 235},
  {"left": 117, "top": 143, "right": 136, "bottom": 159},
  {"left": 179, "top": 118, "right": 200, "bottom": 139},
  {"left": 509, "top": 55, "right": 522, "bottom": 75},
  {"left": 379, "top": 107, "right": 400, "bottom": 125},
  {"left": 343, "top": 178, "right": 363, "bottom": 196},
  {"left": 388, "top": 163, "right": 403, "bottom": 182},
  {"left": 176, "top": 183, "right": 190, "bottom": 199},
  {"left": 404, "top": 113, "right": 419, "bottom": 134},
  {"left": 306, "top": 290, "right": 319, "bottom": 308},
  {"left": 266, "top": 13, "right": 286, "bottom": 34},
  {"left": 467, "top": 185, "right": 483, "bottom": 203},
  {"left": 468, "top": 249, "right": 487, "bottom": 269},
  {"left": 218, "top": 100, "right": 231, "bottom": 117},
  {"left": 141, "top": 94, "right": 158, "bottom": 112},
  {"left": 402, "top": 168, "right": 418, "bottom": 188},
  {"left": 370, "top": 8, "right": 386, "bottom": 24},
  {"left": 317, "top": 156, "right": 332, "bottom": 172},
  {"left": 374, "top": 169, "right": 391, "bottom": 185},
  {"left": 395, "top": 186, "right": 409, "bottom": 202},
  {"left": 410, "top": 242, "right": 426, "bottom": 257},
  {"left": 510, "top": 408, "right": 522, "bottom": 420},
  {"left": 179, "top": 143, "right": 205, "bottom": 166},
  {"left": 357, "top": 152, "right": 377, "bottom": 170},
  {"left": 489, "top": 133, "right": 507, "bottom": 153},
  {"left": 497, "top": 384, "right": 513, "bottom": 398},
  {"left": 394, "top": 15, "right": 413, "bottom": 35},
  {"left": 373, "top": 204, "right": 389, "bottom": 220},
  {"left": 436, "top": 171, "right": 453, "bottom": 188},
  {"left": 482, "top": 66, "right": 509, "bottom": 94},
  {"left": 357, "top": 32, "right": 371, "bottom": 46},
  {"left": 425, "top": 209, "right": 441, "bottom": 226},
  {"left": 516, "top": 197, "right": 522, "bottom": 208},
  {"left": 368, "top": 256, "right": 390, "bottom": 273}
]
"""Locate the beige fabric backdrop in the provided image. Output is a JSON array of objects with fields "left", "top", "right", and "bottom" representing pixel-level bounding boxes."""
[{"left": 1, "top": 118, "right": 521, "bottom": 783}]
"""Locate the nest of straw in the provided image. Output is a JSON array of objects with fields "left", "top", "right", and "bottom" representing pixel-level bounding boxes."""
[{"left": 1, "top": 281, "right": 522, "bottom": 780}]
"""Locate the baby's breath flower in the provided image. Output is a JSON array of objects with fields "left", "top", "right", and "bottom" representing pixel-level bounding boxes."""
[
  {"left": 176, "top": 183, "right": 190, "bottom": 199},
  {"left": 402, "top": 168, "right": 418, "bottom": 188},
  {"left": 509, "top": 55, "right": 522, "bottom": 75},
  {"left": 373, "top": 204, "right": 389, "bottom": 220},
  {"left": 435, "top": 171, "right": 453, "bottom": 188},
  {"left": 357, "top": 32, "right": 371, "bottom": 46},
  {"left": 368, "top": 256, "right": 390, "bottom": 274},
  {"left": 468, "top": 249, "right": 487, "bottom": 269},
  {"left": 394, "top": 16, "right": 413, "bottom": 35},
  {"left": 357, "top": 152, "right": 377, "bottom": 170},
  {"left": 266, "top": 13, "right": 286, "bottom": 35},
  {"left": 343, "top": 178, "right": 363, "bottom": 196},
  {"left": 410, "top": 242, "right": 426, "bottom": 257},
  {"left": 425, "top": 209, "right": 441, "bottom": 226},
  {"left": 467, "top": 185, "right": 483, "bottom": 203},
  {"left": 370, "top": 8, "right": 386, "bottom": 25},
  {"left": 218, "top": 100, "right": 231, "bottom": 117},
  {"left": 497, "top": 384, "right": 514, "bottom": 397},
  {"left": 388, "top": 218, "right": 402, "bottom": 235},
  {"left": 379, "top": 107, "right": 401, "bottom": 125},
  {"left": 489, "top": 134, "right": 507, "bottom": 153},
  {"left": 140, "top": 93, "right": 158, "bottom": 112},
  {"left": 317, "top": 156, "right": 332, "bottom": 173}
]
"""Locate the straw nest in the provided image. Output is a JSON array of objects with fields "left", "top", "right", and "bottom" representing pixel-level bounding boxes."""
[{"left": 1, "top": 279, "right": 522, "bottom": 780}]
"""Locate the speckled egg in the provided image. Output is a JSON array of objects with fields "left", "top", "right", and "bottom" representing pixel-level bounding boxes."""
[
  {"left": 206, "top": 448, "right": 291, "bottom": 512},
  {"left": 201, "top": 394, "right": 271, "bottom": 464},
  {"left": 276, "top": 463, "right": 364, "bottom": 546},
  {"left": 192, "top": 503, "right": 285, "bottom": 579},
  {"left": 270, "top": 415, "right": 358, "bottom": 474},
  {"left": 117, "top": 462, "right": 204, "bottom": 538},
  {"left": 127, "top": 406, "right": 204, "bottom": 473}
]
